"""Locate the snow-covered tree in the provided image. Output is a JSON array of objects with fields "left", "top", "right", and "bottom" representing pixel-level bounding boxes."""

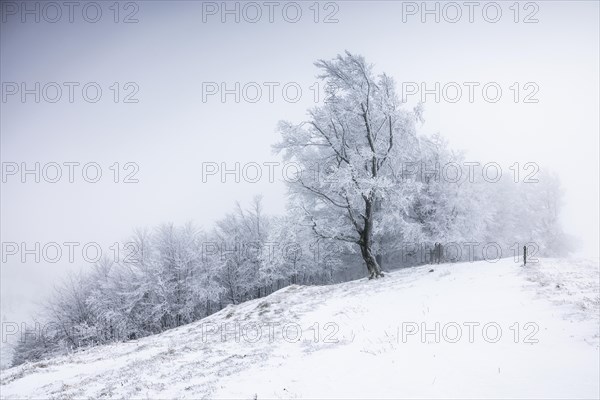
[
  {"left": 483, "top": 170, "right": 573, "bottom": 258},
  {"left": 275, "top": 51, "right": 422, "bottom": 278},
  {"left": 213, "top": 196, "right": 270, "bottom": 303},
  {"left": 260, "top": 213, "right": 342, "bottom": 287}
]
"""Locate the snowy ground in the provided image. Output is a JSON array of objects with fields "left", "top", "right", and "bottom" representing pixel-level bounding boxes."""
[{"left": 1, "top": 257, "right": 598, "bottom": 399}]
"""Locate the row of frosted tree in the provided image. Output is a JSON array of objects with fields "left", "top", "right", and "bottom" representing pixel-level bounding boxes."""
[
  {"left": 11, "top": 52, "right": 572, "bottom": 366},
  {"left": 12, "top": 197, "right": 342, "bottom": 365}
]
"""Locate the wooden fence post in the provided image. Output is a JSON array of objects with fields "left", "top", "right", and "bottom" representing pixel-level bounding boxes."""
[{"left": 523, "top": 245, "right": 527, "bottom": 266}]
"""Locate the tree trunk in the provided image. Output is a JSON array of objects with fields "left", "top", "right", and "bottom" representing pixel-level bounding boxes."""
[
  {"left": 360, "top": 242, "right": 384, "bottom": 279},
  {"left": 361, "top": 198, "right": 384, "bottom": 279}
]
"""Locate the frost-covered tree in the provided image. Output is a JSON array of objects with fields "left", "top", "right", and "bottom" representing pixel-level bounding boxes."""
[
  {"left": 482, "top": 170, "right": 573, "bottom": 258},
  {"left": 275, "top": 51, "right": 423, "bottom": 278},
  {"left": 527, "top": 171, "right": 573, "bottom": 255},
  {"left": 45, "top": 271, "right": 97, "bottom": 348},
  {"left": 213, "top": 196, "right": 270, "bottom": 303},
  {"left": 260, "top": 213, "right": 342, "bottom": 287},
  {"left": 10, "top": 323, "right": 60, "bottom": 366},
  {"left": 404, "top": 134, "right": 489, "bottom": 247}
]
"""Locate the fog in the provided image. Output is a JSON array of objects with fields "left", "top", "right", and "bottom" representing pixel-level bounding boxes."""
[{"left": 1, "top": 0, "right": 598, "bottom": 358}]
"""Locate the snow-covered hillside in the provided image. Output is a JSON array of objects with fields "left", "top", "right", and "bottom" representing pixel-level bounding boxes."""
[{"left": 1, "top": 257, "right": 598, "bottom": 399}]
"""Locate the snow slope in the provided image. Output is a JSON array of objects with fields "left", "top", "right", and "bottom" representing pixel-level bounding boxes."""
[{"left": 1, "top": 257, "right": 598, "bottom": 399}]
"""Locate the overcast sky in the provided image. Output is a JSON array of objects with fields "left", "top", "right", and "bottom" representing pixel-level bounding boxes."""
[{"left": 1, "top": 1, "right": 599, "bottom": 326}]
